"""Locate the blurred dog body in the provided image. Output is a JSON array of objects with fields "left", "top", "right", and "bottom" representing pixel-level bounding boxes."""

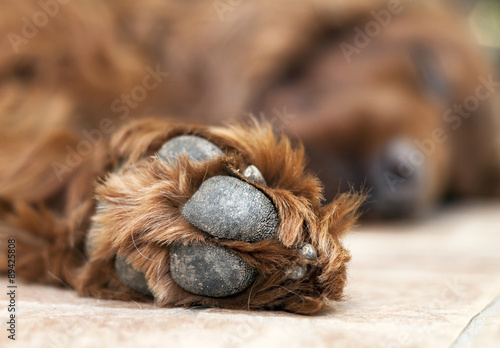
[{"left": 0, "top": 0, "right": 499, "bottom": 218}]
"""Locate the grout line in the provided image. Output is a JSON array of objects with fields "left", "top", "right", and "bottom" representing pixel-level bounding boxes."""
[{"left": 450, "top": 294, "right": 500, "bottom": 348}]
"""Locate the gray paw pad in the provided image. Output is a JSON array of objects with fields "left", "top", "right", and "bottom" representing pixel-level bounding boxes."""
[
  {"left": 169, "top": 243, "right": 257, "bottom": 297},
  {"left": 157, "top": 135, "right": 223, "bottom": 164},
  {"left": 182, "top": 176, "right": 279, "bottom": 242},
  {"left": 115, "top": 256, "right": 152, "bottom": 296}
]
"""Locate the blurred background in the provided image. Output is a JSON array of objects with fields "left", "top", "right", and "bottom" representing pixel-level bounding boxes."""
[
  {"left": 465, "top": 0, "right": 500, "bottom": 71},
  {"left": 0, "top": 0, "right": 499, "bottom": 221}
]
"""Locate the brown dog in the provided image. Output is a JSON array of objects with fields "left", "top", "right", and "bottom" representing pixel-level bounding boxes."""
[{"left": 0, "top": 0, "right": 498, "bottom": 315}]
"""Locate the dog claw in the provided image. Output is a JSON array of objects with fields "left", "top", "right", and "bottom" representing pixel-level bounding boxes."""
[
  {"left": 157, "top": 135, "right": 223, "bottom": 163},
  {"left": 300, "top": 243, "right": 317, "bottom": 259},
  {"left": 242, "top": 165, "right": 267, "bottom": 186},
  {"left": 182, "top": 176, "right": 279, "bottom": 242},
  {"left": 287, "top": 265, "right": 307, "bottom": 280},
  {"left": 170, "top": 243, "right": 257, "bottom": 297},
  {"left": 115, "top": 256, "right": 152, "bottom": 296}
]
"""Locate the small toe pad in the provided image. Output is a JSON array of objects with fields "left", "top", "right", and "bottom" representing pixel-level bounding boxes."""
[
  {"left": 115, "top": 256, "right": 152, "bottom": 296},
  {"left": 158, "top": 135, "right": 223, "bottom": 164}
]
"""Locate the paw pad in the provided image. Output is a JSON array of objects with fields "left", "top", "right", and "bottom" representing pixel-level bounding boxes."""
[
  {"left": 182, "top": 176, "right": 279, "bottom": 243},
  {"left": 157, "top": 135, "right": 223, "bottom": 163},
  {"left": 169, "top": 243, "right": 257, "bottom": 297},
  {"left": 115, "top": 256, "right": 152, "bottom": 296}
]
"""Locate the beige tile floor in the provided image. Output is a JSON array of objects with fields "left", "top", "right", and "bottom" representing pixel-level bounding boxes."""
[{"left": 1, "top": 202, "right": 499, "bottom": 348}]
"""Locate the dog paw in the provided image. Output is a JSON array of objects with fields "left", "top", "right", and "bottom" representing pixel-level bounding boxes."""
[{"left": 84, "top": 120, "right": 359, "bottom": 313}]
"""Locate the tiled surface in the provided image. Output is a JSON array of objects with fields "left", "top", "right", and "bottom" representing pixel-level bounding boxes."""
[{"left": 1, "top": 202, "right": 499, "bottom": 348}]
